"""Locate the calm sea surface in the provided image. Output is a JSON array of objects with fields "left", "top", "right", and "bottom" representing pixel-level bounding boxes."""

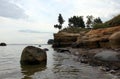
[{"left": 0, "top": 45, "right": 119, "bottom": 79}]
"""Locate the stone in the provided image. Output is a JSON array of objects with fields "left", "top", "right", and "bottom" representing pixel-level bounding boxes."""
[
  {"left": 0, "top": 42, "right": 7, "bottom": 46},
  {"left": 47, "top": 39, "right": 54, "bottom": 44},
  {"left": 43, "top": 48, "right": 49, "bottom": 51},
  {"left": 21, "top": 61, "right": 46, "bottom": 77},
  {"left": 94, "top": 50, "right": 120, "bottom": 62},
  {"left": 38, "top": 45, "right": 41, "bottom": 47},
  {"left": 55, "top": 48, "right": 71, "bottom": 53},
  {"left": 109, "top": 31, "right": 120, "bottom": 49},
  {"left": 20, "top": 46, "right": 47, "bottom": 65}
]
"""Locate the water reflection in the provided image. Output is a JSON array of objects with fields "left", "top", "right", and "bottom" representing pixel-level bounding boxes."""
[{"left": 21, "top": 62, "right": 47, "bottom": 79}]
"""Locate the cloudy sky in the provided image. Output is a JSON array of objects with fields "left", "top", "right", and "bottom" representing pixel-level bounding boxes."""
[{"left": 0, "top": 0, "right": 120, "bottom": 44}]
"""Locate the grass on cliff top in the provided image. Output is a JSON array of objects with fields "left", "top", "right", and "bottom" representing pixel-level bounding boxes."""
[
  {"left": 105, "top": 14, "right": 120, "bottom": 27},
  {"left": 93, "top": 14, "right": 120, "bottom": 29},
  {"left": 59, "top": 27, "right": 90, "bottom": 33}
]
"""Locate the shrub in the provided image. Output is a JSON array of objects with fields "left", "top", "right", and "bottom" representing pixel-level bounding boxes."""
[{"left": 93, "top": 23, "right": 109, "bottom": 29}]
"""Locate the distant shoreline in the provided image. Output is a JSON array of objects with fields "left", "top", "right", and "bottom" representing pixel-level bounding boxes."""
[{"left": 7, "top": 44, "right": 49, "bottom": 45}]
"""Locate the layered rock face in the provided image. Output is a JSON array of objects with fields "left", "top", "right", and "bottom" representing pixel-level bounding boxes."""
[
  {"left": 53, "top": 32, "right": 80, "bottom": 47},
  {"left": 20, "top": 46, "right": 47, "bottom": 65},
  {"left": 53, "top": 26, "right": 120, "bottom": 49},
  {"left": 109, "top": 31, "right": 120, "bottom": 49}
]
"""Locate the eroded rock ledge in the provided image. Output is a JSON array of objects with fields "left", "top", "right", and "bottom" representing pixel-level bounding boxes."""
[{"left": 53, "top": 26, "right": 120, "bottom": 49}]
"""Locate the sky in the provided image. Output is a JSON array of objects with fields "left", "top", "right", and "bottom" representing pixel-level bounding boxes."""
[{"left": 0, "top": 0, "right": 120, "bottom": 44}]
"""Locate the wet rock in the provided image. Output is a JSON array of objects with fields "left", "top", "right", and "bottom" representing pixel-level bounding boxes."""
[
  {"left": 38, "top": 45, "right": 41, "bottom": 47},
  {"left": 0, "top": 42, "right": 7, "bottom": 46},
  {"left": 21, "top": 61, "right": 46, "bottom": 79},
  {"left": 94, "top": 50, "right": 120, "bottom": 62},
  {"left": 109, "top": 31, "right": 120, "bottom": 49},
  {"left": 80, "top": 58, "right": 88, "bottom": 64},
  {"left": 20, "top": 46, "right": 47, "bottom": 65},
  {"left": 109, "top": 70, "right": 116, "bottom": 74},
  {"left": 43, "top": 48, "right": 49, "bottom": 51},
  {"left": 47, "top": 39, "right": 54, "bottom": 44},
  {"left": 55, "top": 48, "right": 71, "bottom": 53},
  {"left": 99, "top": 66, "right": 110, "bottom": 72}
]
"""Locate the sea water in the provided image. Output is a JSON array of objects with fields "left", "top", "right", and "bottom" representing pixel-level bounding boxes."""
[{"left": 0, "top": 44, "right": 118, "bottom": 79}]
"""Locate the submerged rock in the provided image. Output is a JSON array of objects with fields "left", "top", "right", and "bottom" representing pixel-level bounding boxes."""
[{"left": 20, "top": 46, "right": 47, "bottom": 65}]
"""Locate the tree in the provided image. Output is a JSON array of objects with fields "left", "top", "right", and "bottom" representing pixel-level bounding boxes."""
[
  {"left": 58, "top": 14, "right": 65, "bottom": 27},
  {"left": 54, "top": 14, "right": 65, "bottom": 30},
  {"left": 93, "top": 17, "right": 102, "bottom": 24},
  {"left": 54, "top": 24, "right": 62, "bottom": 30},
  {"left": 86, "top": 15, "right": 93, "bottom": 28},
  {"left": 68, "top": 16, "right": 85, "bottom": 28}
]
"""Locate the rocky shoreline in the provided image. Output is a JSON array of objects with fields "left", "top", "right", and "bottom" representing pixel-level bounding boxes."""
[{"left": 52, "top": 26, "right": 120, "bottom": 76}]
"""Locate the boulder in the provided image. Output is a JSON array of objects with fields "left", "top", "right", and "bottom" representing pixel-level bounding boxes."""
[
  {"left": 47, "top": 39, "right": 54, "bottom": 44},
  {"left": 0, "top": 42, "right": 7, "bottom": 46},
  {"left": 21, "top": 61, "right": 46, "bottom": 77},
  {"left": 55, "top": 48, "right": 71, "bottom": 53},
  {"left": 20, "top": 46, "right": 47, "bottom": 65},
  {"left": 38, "top": 45, "right": 41, "bottom": 47},
  {"left": 43, "top": 48, "right": 49, "bottom": 51},
  {"left": 94, "top": 50, "right": 120, "bottom": 62},
  {"left": 109, "top": 31, "right": 120, "bottom": 49}
]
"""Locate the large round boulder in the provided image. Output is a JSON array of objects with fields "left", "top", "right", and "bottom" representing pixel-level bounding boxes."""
[
  {"left": 94, "top": 50, "right": 120, "bottom": 62},
  {"left": 109, "top": 31, "right": 120, "bottom": 49},
  {"left": 20, "top": 46, "right": 47, "bottom": 65}
]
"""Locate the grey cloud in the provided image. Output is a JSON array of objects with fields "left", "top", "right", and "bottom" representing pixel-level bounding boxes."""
[
  {"left": 0, "top": 0, "right": 27, "bottom": 19},
  {"left": 19, "top": 29, "right": 53, "bottom": 34}
]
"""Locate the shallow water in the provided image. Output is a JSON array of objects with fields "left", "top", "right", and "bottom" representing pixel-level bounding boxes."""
[{"left": 0, "top": 45, "right": 119, "bottom": 79}]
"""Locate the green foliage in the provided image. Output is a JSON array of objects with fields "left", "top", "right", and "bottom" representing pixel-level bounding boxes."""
[
  {"left": 54, "top": 14, "right": 65, "bottom": 30},
  {"left": 68, "top": 16, "right": 85, "bottom": 28},
  {"left": 86, "top": 15, "right": 93, "bottom": 28},
  {"left": 93, "top": 17, "right": 102, "bottom": 24},
  {"left": 105, "top": 14, "right": 120, "bottom": 27},
  {"left": 92, "top": 23, "right": 109, "bottom": 29},
  {"left": 92, "top": 17, "right": 104, "bottom": 29},
  {"left": 54, "top": 13, "right": 120, "bottom": 31},
  {"left": 54, "top": 24, "right": 62, "bottom": 30},
  {"left": 58, "top": 14, "right": 65, "bottom": 26},
  {"left": 59, "top": 27, "right": 90, "bottom": 33},
  {"left": 93, "top": 14, "right": 120, "bottom": 29}
]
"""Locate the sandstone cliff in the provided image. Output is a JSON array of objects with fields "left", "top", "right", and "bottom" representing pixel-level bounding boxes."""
[
  {"left": 53, "top": 32, "right": 80, "bottom": 47},
  {"left": 53, "top": 26, "right": 120, "bottom": 49}
]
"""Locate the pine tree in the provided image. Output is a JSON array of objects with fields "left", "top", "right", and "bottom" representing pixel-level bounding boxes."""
[
  {"left": 54, "top": 14, "right": 65, "bottom": 30},
  {"left": 58, "top": 14, "right": 65, "bottom": 27},
  {"left": 93, "top": 17, "right": 102, "bottom": 24},
  {"left": 86, "top": 15, "right": 93, "bottom": 28},
  {"left": 68, "top": 16, "right": 85, "bottom": 28}
]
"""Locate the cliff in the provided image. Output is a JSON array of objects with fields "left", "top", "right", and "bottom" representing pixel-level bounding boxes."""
[
  {"left": 53, "top": 26, "right": 120, "bottom": 49},
  {"left": 53, "top": 32, "right": 80, "bottom": 47}
]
